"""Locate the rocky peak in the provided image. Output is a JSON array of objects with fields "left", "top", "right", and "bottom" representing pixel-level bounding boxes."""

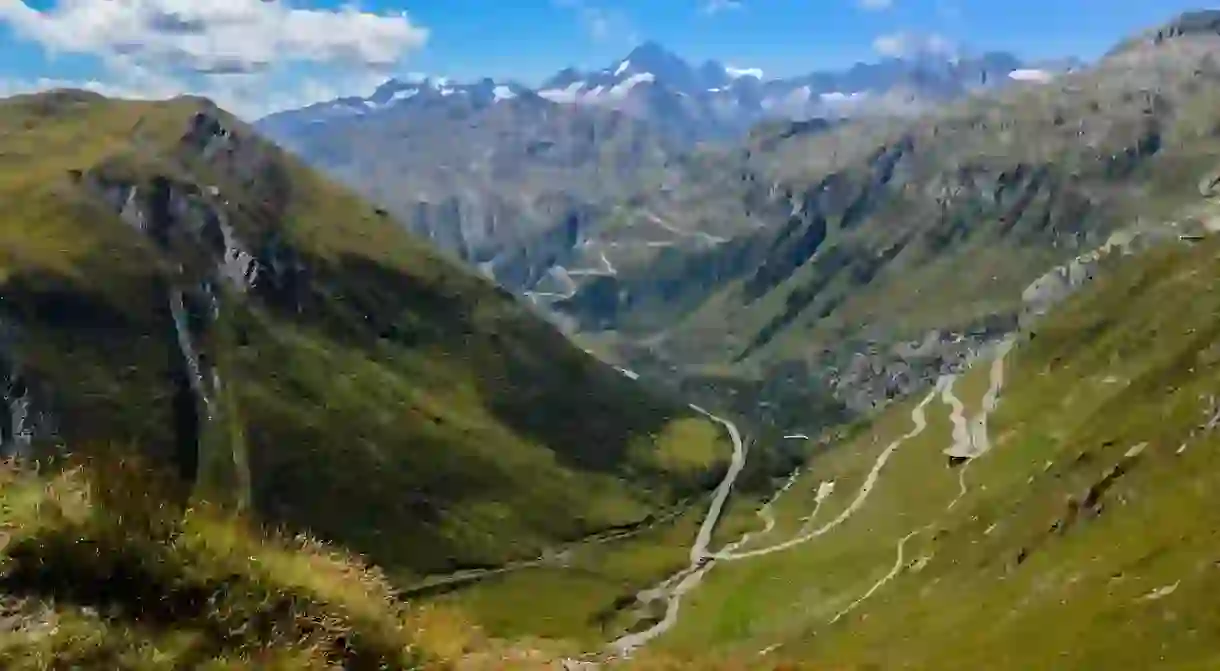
[
  {"left": 1109, "top": 10, "right": 1220, "bottom": 55},
  {"left": 619, "top": 41, "right": 700, "bottom": 89},
  {"left": 1151, "top": 10, "right": 1220, "bottom": 41}
]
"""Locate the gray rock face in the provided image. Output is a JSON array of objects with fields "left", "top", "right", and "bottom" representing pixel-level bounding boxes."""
[
  {"left": 1019, "top": 225, "right": 1183, "bottom": 327},
  {"left": 824, "top": 324, "right": 1012, "bottom": 413},
  {"left": 0, "top": 320, "right": 57, "bottom": 459},
  {"left": 68, "top": 110, "right": 282, "bottom": 500}
]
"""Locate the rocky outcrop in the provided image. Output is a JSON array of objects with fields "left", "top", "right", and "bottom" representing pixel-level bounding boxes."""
[
  {"left": 1019, "top": 223, "right": 1184, "bottom": 327},
  {"left": 66, "top": 109, "right": 277, "bottom": 501},
  {"left": 0, "top": 321, "right": 57, "bottom": 459},
  {"left": 1109, "top": 10, "right": 1220, "bottom": 56}
]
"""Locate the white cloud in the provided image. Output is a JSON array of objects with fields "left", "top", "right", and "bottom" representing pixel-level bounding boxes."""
[
  {"left": 872, "top": 31, "right": 956, "bottom": 58},
  {"left": 702, "top": 0, "right": 744, "bottom": 14},
  {"left": 0, "top": 0, "right": 428, "bottom": 73},
  {"left": 858, "top": 0, "right": 893, "bottom": 10},
  {"left": 0, "top": 1, "right": 429, "bottom": 119}
]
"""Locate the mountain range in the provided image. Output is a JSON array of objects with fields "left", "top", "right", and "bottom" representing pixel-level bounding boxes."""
[
  {"left": 262, "top": 41, "right": 1078, "bottom": 144},
  {"left": 255, "top": 42, "right": 1080, "bottom": 327}
]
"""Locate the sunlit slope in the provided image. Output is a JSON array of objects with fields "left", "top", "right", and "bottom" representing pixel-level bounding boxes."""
[{"left": 652, "top": 231, "right": 1220, "bottom": 669}]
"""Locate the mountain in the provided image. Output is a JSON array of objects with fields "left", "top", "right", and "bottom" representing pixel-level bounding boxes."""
[
  {"left": 257, "top": 76, "right": 534, "bottom": 139},
  {"left": 1108, "top": 8, "right": 1220, "bottom": 55},
  {"left": 535, "top": 43, "right": 1067, "bottom": 139},
  {"left": 0, "top": 90, "right": 736, "bottom": 582},
  {"left": 259, "top": 82, "right": 720, "bottom": 297},
  {"left": 535, "top": 41, "right": 761, "bottom": 140},
  {"left": 556, "top": 14, "right": 1218, "bottom": 413}
]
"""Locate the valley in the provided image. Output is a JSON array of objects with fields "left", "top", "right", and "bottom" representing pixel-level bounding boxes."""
[{"left": 5, "top": 5, "right": 1220, "bottom": 671}]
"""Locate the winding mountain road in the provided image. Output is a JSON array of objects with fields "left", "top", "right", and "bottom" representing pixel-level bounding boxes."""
[
  {"left": 945, "top": 337, "right": 1015, "bottom": 510},
  {"left": 686, "top": 405, "right": 748, "bottom": 564},
  {"left": 642, "top": 211, "right": 728, "bottom": 246},
  {"left": 607, "top": 404, "right": 748, "bottom": 656},
  {"left": 941, "top": 376, "right": 972, "bottom": 509},
  {"left": 830, "top": 526, "right": 929, "bottom": 624},
  {"left": 601, "top": 339, "right": 1016, "bottom": 658},
  {"left": 710, "top": 384, "right": 944, "bottom": 562}
]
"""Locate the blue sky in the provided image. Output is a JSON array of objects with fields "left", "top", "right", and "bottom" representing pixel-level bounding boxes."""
[{"left": 0, "top": 0, "right": 1204, "bottom": 117}]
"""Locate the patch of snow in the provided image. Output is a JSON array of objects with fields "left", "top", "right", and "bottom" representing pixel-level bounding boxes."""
[
  {"left": 607, "top": 72, "right": 655, "bottom": 98},
  {"left": 820, "top": 90, "right": 868, "bottom": 103},
  {"left": 390, "top": 88, "right": 419, "bottom": 103},
  {"left": 614, "top": 59, "right": 632, "bottom": 76},
  {"left": 726, "top": 65, "right": 764, "bottom": 79},
  {"left": 1008, "top": 68, "right": 1054, "bottom": 83},
  {"left": 493, "top": 85, "right": 517, "bottom": 101},
  {"left": 539, "top": 81, "right": 587, "bottom": 103}
]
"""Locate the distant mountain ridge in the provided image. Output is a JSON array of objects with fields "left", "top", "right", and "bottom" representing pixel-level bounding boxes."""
[
  {"left": 260, "top": 41, "right": 1075, "bottom": 143},
  {"left": 253, "top": 41, "right": 1077, "bottom": 304}
]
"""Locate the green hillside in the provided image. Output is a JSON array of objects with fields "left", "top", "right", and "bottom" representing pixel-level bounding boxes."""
[
  {"left": 0, "top": 90, "right": 728, "bottom": 581},
  {"left": 649, "top": 227, "right": 1220, "bottom": 669}
]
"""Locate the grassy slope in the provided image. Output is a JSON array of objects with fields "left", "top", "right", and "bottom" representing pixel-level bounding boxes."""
[
  {"left": 0, "top": 458, "right": 431, "bottom": 670},
  {"left": 0, "top": 91, "right": 727, "bottom": 580},
  {"left": 0, "top": 457, "right": 830, "bottom": 670},
  {"left": 649, "top": 229, "right": 1220, "bottom": 669}
]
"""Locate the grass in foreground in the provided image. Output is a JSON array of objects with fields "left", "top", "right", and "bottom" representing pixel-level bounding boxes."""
[{"left": 0, "top": 455, "right": 431, "bottom": 670}]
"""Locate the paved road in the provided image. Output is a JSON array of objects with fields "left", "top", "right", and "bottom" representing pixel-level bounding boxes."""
[{"left": 607, "top": 404, "right": 747, "bottom": 656}]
